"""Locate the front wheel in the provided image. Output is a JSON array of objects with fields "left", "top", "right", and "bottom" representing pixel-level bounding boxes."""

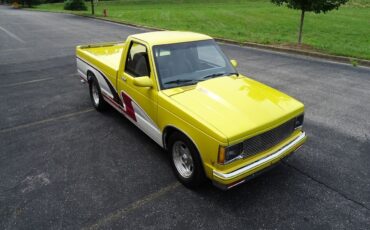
[
  {"left": 89, "top": 76, "right": 108, "bottom": 111},
  {"left": 168, "top": 132, "right": 206, "bottom": 189}
]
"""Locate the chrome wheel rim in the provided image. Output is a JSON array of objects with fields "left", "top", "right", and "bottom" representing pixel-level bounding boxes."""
[
  {"left": 92, "top": 82, "right": 99, "bottom": 105},
  {"left": 172, "top": 141, "right": 194, "bottom": 178}
]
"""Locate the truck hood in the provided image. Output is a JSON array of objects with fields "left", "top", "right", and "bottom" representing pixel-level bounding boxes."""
[{"left": 162, "top": 76, "right": 304, "bottom": 142}]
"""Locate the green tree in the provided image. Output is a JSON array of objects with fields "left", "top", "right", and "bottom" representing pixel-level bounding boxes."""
[
  {"left": 271, "top": 0, "right": 349, "bottom": 45},
  {"left": 64, "top": 0, "right": 87, "bottom": 11}
]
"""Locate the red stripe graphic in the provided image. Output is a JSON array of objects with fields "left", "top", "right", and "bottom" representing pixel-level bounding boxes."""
[
  {"left": 102, "top": 92, "right": 137, "bottom": 122},
  {"left": 121, "top": 92, "right": 137, "bottom": 121}
]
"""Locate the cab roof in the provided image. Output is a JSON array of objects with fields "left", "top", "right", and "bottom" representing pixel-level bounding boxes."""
[{"left": 130, "top": 31, "right": 213, "bottom": 46}]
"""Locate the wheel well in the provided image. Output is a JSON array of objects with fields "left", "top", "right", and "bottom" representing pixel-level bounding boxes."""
[
  {"left": 163, "top": 126, "right": 207, "bottom": 178},
  {"left": 163, "top": 126, "right": 198, "bottom": 152},
  {"left": 163, "top": 126, "right": 178, "bottom": 150},
  {"left": 86, "top": 70, "right": 94, "bottom": 83}
]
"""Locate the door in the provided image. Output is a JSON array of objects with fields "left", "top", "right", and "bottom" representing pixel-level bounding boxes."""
[{"left": 117, "top": 40, "right": 161, "bottom": 144}]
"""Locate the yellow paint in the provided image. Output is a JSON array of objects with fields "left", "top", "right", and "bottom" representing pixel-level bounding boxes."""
[
  {"left": 132, "top": 31, "right": 212, "bottom": 46},
  {"left": 76, "top": 31, "right": 306, "bottom": 186},
  {"left": 133, "top": 76, "right": 153, "bottom": 88}
]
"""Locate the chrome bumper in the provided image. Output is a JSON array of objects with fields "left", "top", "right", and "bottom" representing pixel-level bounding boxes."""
[{"left": 213, "top": 132, "right": 306, "bottom": 181}]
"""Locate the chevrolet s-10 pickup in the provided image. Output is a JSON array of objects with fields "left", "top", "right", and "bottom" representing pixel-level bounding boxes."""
[{"left": 76, "top": 31, "right": 306, "bottom": 190}]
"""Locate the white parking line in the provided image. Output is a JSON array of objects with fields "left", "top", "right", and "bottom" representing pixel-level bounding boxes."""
[
  {"left": 0, "top": 109, "right": 94, "bottom": 133},
  {"left": 0, "top": 73, "right": 78, "bottom": 88},
  {"left": 0, "top": 25, "right": 25, "bottom": 43},
  {"left": 0, "top": 78, "right": 53, "bottom": 88},
  {"left": 85, "top": 182, "right": 180, "bottom": 230}
]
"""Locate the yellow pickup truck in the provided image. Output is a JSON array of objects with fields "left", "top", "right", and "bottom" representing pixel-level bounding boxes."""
[{"left": 76, "top": 31, "right": 306, "bottom": 190}]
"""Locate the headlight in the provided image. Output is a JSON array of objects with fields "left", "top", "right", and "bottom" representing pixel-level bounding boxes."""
[
  {"left": 218, "top": 142, "right": 244, "bottom": 164},
  {"left": 294, "top": 114, "right": 304, "bottom": 129}
]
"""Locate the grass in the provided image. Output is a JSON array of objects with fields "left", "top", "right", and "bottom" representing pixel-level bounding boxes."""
[{"left": 32, "top": 0, "right": 370, "bottom": 60}]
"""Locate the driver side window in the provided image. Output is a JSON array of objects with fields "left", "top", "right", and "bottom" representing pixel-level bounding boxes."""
[{"left": 125, "top": 42, "right": 150, "bottom": 77}]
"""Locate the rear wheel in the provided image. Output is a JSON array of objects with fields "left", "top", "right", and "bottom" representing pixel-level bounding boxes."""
[
  {"left": 89, "top": 76, "right": 108, "bottom": 111},
  {"left": 168, "top": 132, "right": 206, "bottom": 189}
]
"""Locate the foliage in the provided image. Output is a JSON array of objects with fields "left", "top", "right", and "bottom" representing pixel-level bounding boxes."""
[
  {"left": 21, "top": 0, "right": 43, "bottom": 7},
  {"left": 64, "top": 0, "right": 87, "bottom": 10},
  {"left": 47, "top": 0, "right": 65, "bottom": 3},
  {"left": 271, "top": 0, "right": 349, "bottom": 13},
  {"left": 350, "top": 59, "right": 358, "bottom": 67},
  {"left": 11, "top": 1, "right": 21, "bottom": 8}
]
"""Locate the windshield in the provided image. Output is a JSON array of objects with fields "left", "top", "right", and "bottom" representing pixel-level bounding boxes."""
[{"left": 153, "top": 40, "right": 237, "bottom": 89}]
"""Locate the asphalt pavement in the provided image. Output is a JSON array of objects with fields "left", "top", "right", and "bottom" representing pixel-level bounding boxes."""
[{"left": 0, "top": 6, "right": 369, "bottom": 230}]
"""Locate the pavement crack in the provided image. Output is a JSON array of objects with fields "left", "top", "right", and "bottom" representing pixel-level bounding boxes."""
[{"left": 283, "top": 162, "right": 370, "bottom": 211}]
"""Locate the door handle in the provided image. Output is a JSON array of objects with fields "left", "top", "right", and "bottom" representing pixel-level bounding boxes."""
[{"left": 121, "top": 76, "right": 127, "bottom": 81}]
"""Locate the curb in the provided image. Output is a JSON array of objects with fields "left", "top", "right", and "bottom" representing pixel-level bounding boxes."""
[
  {"left": 215, "top": 38, "right": 370, "bottom": 68},
  {"left": 78, "top": 15, "right": 370, "bottom": 68},
  {"left": 25, "top": 9, "right": 370, "bottom": 67}
]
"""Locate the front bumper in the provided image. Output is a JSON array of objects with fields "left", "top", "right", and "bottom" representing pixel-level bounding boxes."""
[{"left": 212, "top": 131, "right": 306, "bottom": 189}]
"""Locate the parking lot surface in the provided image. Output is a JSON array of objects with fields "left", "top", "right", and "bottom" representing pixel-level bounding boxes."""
[{"left": 0, "top": 6, "right": 369, "bottom": 229}]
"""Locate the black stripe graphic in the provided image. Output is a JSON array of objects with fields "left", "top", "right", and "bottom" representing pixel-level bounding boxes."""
[{"left": 77, "top": 57, "right": 122, "bottom": 106}]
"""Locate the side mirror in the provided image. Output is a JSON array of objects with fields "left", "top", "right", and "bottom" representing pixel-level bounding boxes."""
[
  {"left": 230, "top": 59, "right": 238, "bottom": 68},
  {"left": 133, "top": 76, "right": 153, "bottom": 88}
]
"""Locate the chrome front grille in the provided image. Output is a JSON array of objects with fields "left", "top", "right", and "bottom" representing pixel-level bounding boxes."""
[{"left": 243, "top": 119, "right": 295, "bottom": 157}]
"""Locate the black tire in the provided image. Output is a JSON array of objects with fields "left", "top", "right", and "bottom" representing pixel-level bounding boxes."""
[
  {"left": 89, "top": 76, "right": 108, "bottom": 111},
  {"left": 168, "top": 132, "right": 206, "bottom": 189}
]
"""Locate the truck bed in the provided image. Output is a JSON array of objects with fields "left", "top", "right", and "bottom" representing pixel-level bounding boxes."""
[{"left": 76, "top": 42, "right": 126, "bottom": 80}]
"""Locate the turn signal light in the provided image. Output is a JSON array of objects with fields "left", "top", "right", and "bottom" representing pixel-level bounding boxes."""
[{"left": 218, "top": 146, "right": 225, "bottom": 164}]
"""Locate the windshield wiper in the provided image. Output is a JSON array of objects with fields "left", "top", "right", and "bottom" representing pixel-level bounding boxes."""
[
  {"left": 163, "top": 79, "right": 196, "bottom": 85},
  {"left": 201, "top": 72, "right": 239, "bottom": 80},
  {"left": 163, "top": 72, "right": 239, "bottom": 86}
]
